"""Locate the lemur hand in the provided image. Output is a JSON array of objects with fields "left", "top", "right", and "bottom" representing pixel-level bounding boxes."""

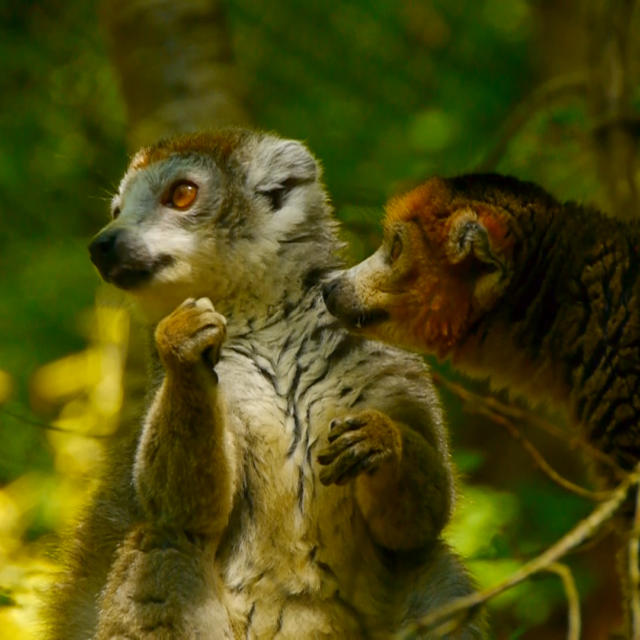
[
  {"left": 155, "top": 297, "right": 227, "bottom": 373},
  {"left": 317, "top": 409, "right": 401, "bottom": 486}
]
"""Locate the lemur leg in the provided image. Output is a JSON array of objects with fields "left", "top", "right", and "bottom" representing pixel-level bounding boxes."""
[
  {"left": 318, "top": 409, "right": 450, "bottom": 550},
  {"left": 94, "top": 298, "right": 236, "bottom": 639}
]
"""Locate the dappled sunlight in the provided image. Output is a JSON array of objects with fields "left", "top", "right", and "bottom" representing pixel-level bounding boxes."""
[
  {"left": 0, "top": 473, "right": 61, "bottom": 640},
  {"left": 446, "top": 485, "right": 520, "bottom": 559},
  {"left": 445, "top": 483, "right": 570, "bottom": 627},
  {"left": 0, "top": 305, "right": 128, "bottom": 639},
  {"left": 0, "top": 372, "right": 12, "bottom": 405}
]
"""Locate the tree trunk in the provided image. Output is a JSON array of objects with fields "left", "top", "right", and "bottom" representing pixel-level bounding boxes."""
[
  {"left": 100, "top": 0, "right": 250, "bottom": 149},
  {"left": 587, "top": 0, "right": 639, "bottom": 221}
]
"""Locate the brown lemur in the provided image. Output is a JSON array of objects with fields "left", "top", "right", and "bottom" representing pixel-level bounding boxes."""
[
  {"left": 323, "top": 174, "right": 640, "bottom": 483},
  {"left": 44, "top": 130, "right": 483, "bottom": 639}
]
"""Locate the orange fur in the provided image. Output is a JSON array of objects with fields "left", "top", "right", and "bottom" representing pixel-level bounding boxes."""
[
  {"left": 131, "top": 130, "right": 248, "bottom": 171},
  {"left": 385, "top": 177, "right": 451, "bottom": 225},
  {"left": 361, "top": 180, "right": 520, "bottom": 358}
]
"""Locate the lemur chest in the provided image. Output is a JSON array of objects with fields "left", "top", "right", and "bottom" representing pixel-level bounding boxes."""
[
  {"left": 218, "top": 344, "right": 334, "bottom": 496},
  {"left": 216, "top": 341, "right": 357, "bottom": 537},
  {"left": 214, "top": 345, "right": 369, "bottom": 636}
]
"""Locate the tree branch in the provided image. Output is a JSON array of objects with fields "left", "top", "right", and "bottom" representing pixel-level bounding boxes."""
[
  {"left": 432, "top": 371, "right": 624, "bottom": 482},
  {"left": 400, "top": 463, "right": 640, "bottom": 638},
  {"left": 0, "top": 407, "right": 111, "bottom": 439},
  {"left": 481, "top": 408, "right": 611, "bottom": 501},
  {"left": 100, "top": 0, "right": 250, "bottom": 149}
]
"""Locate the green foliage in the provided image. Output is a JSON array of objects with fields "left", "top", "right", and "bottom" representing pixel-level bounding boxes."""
[{"left": 228, "top": 0, "right": 532, "bottom": 209}]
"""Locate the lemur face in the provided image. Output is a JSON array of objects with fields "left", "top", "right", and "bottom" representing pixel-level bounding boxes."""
[
  {"left": 89, "top": 131, "right": 332, "bottom": 321},
  {"left": 89, "top": 154, "right": 221, "bottom": 291},
  {"left": 323, "top": 177, "right": 515, "bottom": 357}
]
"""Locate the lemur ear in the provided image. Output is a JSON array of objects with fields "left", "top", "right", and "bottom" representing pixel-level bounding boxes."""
[
  {"left": 251, "top": 137, "right": 319, "bottom": 199},
  {"left": 446, "top": 208, "right": 510, "bottom": 312},
  {"left": 269, "top": 139, "right": 318, "bottom": 182},
  {"left": 446, "top": 208, "right": 505, "bottom": 273}
]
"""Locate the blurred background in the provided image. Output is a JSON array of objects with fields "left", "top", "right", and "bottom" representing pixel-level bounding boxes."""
[{"left": 1, "top": 0, "right": 639, "bottom": 637}]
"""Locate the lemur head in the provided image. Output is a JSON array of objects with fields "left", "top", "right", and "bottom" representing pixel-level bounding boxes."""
[
  {"left": 323, "top": 174, "right": 554, "bottom": 358},
  {"left": 89, "top": 129, "right": 339, "bottom": 323}
]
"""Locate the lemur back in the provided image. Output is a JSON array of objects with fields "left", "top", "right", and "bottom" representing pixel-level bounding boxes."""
[{"left": 45, "top": 130, "right": 482, "bottom": 639}]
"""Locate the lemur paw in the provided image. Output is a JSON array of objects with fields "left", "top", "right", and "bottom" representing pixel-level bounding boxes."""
[
  {"left": 317, "top": 409, "right": 401, "bottom": 486},
  {"left": 155, "top": 297, "right": 227, "bottom": 371}
]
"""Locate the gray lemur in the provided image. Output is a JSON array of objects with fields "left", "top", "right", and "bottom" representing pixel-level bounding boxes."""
[{"left": 45, "top": 129, "right": 482, "bottom": 639}]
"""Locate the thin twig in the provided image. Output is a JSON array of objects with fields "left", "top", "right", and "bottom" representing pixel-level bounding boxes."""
[
  {"left": 546, "top": 563, "right": 581, "bottom": 640},
  {"left": 476, "top": 405, "right": 610, "bottom": 501},
  {"left": 629, "top": 484, "right": 640, "bottom": 639},
  {"left": 0, "top": 407, "right": 111, "bottom": 439},
  {"left": 399, "top": 463, "right": 640, "bottom": 638},
  {"left": 475, "top": 72, "right": 588, "bottom": 172},
  {"left": 432, "top": 371, "right": 624, "bottom": 479}
]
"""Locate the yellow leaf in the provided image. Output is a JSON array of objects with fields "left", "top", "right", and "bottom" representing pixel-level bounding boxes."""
[{"left": 0, "top": 371, "right": 12, "bottom": 405}]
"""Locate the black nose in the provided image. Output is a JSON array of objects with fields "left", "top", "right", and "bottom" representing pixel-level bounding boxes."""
[
  {"left": 322, "top": 276, "right": 389, "bottom": 328},
  {"left": 88, "top": 229, "right": 121, "bottom": 276},
  {"left": 88, "top": 228, "right": 159, "bottom": 289}
]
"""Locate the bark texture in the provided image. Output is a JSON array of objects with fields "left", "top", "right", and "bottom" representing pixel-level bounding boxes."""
[{"left": 100, "top": 0, "right": 250, "bottom": 149}]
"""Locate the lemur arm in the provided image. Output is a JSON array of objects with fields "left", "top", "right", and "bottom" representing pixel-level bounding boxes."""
[
  {"left": 93, "top": 298, "right": 237, "bottom": 639},
  {"left": 356, "top": 413, "right": 451, "bottom": 550},
  {"left": 134, "top": 296, "right": 238, "bottom": 540},
  {"left": 319, "top": 391, "right": 452, "bottom": 551}
]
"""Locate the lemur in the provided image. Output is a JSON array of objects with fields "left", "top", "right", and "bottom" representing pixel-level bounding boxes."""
[
  {"left": 323, "top": 173, "right": 640, "bottom": 483},
  {"left": 44, "top": 130, "right": 483, "bottom": 639}
]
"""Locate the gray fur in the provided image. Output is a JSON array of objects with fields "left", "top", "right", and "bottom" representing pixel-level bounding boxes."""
[{"left": 48, "top": 130, "right": 483, "bottom": 639}]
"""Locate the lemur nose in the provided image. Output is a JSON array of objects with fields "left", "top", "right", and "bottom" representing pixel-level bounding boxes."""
[{"left": 88, "top": 229, "right": 121, "bottom": 275}]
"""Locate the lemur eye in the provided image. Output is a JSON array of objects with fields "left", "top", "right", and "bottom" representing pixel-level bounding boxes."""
[
  {"left": 166, "top": 181, "right": 198, "bottom": 210},
  {"left": 111, "top": 206, "right": 121, "bottom": 220},
  {"left": 389, "top": 233, "right": 403, "bottom": 263}
]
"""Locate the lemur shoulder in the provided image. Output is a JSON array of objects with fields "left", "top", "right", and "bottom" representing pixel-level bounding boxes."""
[
  {"left": 324, "top": 174, "right": 640, "bottom": 481},
  {"left": 44, "top": 130, "right": 482, "bottom": 639}
]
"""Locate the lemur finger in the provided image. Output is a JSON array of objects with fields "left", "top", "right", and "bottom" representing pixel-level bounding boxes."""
[
  {"left": 191, "top": 324, "right": 225, "bottom": 353},
  {"left": 178, "top": 297, "right": 197, "bottom": 309},
  {"left": 194, "top": 297, "right": 215, "bottom": 312},
  {"left": 182, "top": 311, "right": 226, "bottom": 335},
  {"left": 317, "top": 431, "right": 367, "bottom": 464},
  {"left": 160, "top": 319, "right": 226, "bottom": 368},
  {"left": 328, "top": 415, "right": 367, "bottom": 442},
  {"left": 359, "top": 452, "right": 389, "bottom": 476},
  {"left": 333, "top": 450, "right": 391, "bottom": 485},
  {"left": 200, "top": 334, "right": 225, "bottom": 369},
  {"left": 319, "top": 443, "right": 384, "bottom": 486},
  {"left": 159, "top": 306, "right": 223, "bottom": 339}
]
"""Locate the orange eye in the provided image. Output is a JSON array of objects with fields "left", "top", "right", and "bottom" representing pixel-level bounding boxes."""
[{"left": 168, "top": 181, "right": 198, "bottom": 210}]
